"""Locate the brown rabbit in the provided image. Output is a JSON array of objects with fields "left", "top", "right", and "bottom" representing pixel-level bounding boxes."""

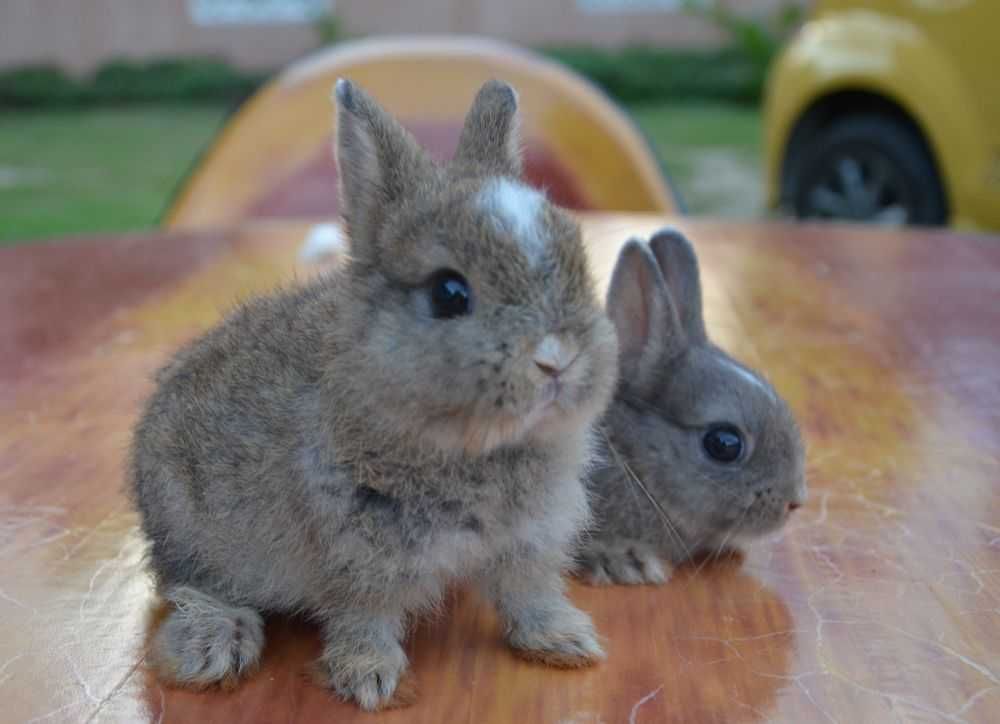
[
  {"left": 576, "top": 229, "right": 807, "bottom": 585},
  {"left": 130, "top": 79, "right": 619, "bottom": 710}
]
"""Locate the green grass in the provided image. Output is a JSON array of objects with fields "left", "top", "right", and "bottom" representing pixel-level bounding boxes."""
[
  {"left": 0, "top": 105, "right": 230, "bottom": 244},
  {"left": 0, "top": 101, "right": 762, "bottom": 244},
  {"left": 630, "top": 101, "right": 764, "bottom": 217}
]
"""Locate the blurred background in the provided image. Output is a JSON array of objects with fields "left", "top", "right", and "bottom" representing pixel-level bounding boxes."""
[{"left": 2, "top": 0, "right": 997, "bottom": 243}]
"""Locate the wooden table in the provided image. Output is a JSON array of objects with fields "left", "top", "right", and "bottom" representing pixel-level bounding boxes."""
[{"left": 2, "top": 215, "right": 998, "bottom": 723}]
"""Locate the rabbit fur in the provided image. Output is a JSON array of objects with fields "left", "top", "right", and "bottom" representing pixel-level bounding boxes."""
[
  {"left": 130, "top": 79, "right": 619, "bottom": 710},
  {"left": 576, "top": 229, "right": 807, "bottom": 586}
]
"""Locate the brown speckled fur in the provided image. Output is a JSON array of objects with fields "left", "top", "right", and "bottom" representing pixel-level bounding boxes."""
[{"left": 130, "top": 79, "right": 618, "bottom": 710}]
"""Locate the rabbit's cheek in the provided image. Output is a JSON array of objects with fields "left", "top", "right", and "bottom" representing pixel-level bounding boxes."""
[
  {"left": 565, "top": 352, "right": 604, "bottom": 405},
  {"left": 740, "top": 494, "right": 789, "bottom": 536}
]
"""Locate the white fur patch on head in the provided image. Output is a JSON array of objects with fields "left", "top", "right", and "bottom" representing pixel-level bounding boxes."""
[{"left": 478, "top": 178, "right": 547, "bottom": 267}]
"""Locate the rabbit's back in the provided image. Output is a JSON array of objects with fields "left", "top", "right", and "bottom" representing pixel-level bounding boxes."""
[{"left": 130, "top": 282, "right": 339, "bottom": 604}]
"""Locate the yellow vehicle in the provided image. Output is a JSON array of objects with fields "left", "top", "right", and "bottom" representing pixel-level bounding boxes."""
[{"left": 764, "top": 0, "right": 1000, "bottom": 229}]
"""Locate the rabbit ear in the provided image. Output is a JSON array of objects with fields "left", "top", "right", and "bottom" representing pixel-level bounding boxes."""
[
  {"left": 333, "top": 79, "right": 434, "bottom": 251},
  {"left": 648, "top": 228, "right": 708, "bottom": 344},
  {"left": 606, "top": 239, "right": 685, "bottom": 383},
  {"left": 453, "top": 80, "right": 523, "bottom": 177}
]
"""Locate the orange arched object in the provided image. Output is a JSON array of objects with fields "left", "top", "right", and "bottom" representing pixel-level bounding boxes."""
[{"left": 163, "top": 35, "right": 681, "bottom": 229}]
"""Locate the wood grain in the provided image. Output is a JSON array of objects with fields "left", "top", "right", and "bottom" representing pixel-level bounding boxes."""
[{"left": 1, "top": 216, "right": 998, "bottom": 723}]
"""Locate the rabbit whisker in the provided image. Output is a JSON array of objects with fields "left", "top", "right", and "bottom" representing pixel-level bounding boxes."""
[
  {"left": 599, "top": 428, "right": 693, "bottom": 563},
  {"left": 690, "top": 502, "right": 750, "bottom": 580}
]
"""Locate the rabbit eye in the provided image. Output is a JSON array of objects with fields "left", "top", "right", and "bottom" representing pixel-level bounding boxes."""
[
  {"left": 428, "top": 270, "right": 472, "bottom": 319},
  {"left": 703, "top": 425, "right": 743, "bottom": 463}
]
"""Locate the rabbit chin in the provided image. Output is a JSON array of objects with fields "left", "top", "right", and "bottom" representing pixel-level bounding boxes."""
[
  {"left": 731, "top": 511, "right": 790, "bottom": 542},
  {"left": 420, "top": 388, "right": 595, "bottom": 457}
]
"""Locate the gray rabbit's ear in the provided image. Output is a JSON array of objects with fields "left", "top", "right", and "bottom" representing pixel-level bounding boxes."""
[
  {"left": 606, "top": 239, "right": 685, "bottom": 383},
  {"left": 333, "top": 79, "right": 433, "bottom": 252},
  {"left": 452, "top": 80, "right": 522, "bottom": 177},
  {"left": 648, "top": 227, "right": 708, "bottom": 344}
]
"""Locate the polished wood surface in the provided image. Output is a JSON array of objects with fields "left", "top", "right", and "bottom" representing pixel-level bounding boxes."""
[
  {"left": 162, "top": 36, "right": 679, "bottom": 229},
  {"left": 2, "top": 215, "right": 998, "bottom": 723}
]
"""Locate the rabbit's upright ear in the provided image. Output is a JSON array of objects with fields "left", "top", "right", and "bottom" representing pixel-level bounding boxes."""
[
  {"left": 648, "top": 228, "right": 708, "bottom": 344},
  {"left": 333, "top": 79, "right": 433, "bottom": 252},
  {"left": 452, "top": 80, "right": 522, "bottom": 177},
  {"left": 606, "top": 239, "right": 685, "bottom": 384}
]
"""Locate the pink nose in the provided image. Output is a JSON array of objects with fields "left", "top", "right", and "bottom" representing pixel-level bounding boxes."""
[{"left": 533, "top": 334, "right": 578, "bottom": 378}]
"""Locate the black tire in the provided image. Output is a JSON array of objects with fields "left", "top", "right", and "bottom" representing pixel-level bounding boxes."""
[{"left": 784, "top": 114, "right": 948, "bottom": 226}]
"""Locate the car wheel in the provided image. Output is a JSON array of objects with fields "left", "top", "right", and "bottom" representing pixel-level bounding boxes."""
[{"left": 785, "top": 114, "right": 948, "bottom": 226}]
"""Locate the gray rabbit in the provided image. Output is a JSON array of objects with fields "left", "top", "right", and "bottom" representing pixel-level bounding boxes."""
[
  {"left": 577, "top": 229, "right": 807, "bottom": 585},
  {"left": 130, "top": 79, "right": 619, "bottom": 710}
]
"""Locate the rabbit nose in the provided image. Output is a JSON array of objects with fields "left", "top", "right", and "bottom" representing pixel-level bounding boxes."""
[{"left": 534, "top": 334, "right": 578, "bottom": 377}]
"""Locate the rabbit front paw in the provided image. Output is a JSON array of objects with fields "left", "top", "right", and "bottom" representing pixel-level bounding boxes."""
[
  {"left": 506, "top": 601, "right": 605, "bottom": 668},
  {"left": 150, "top": 586, "right": 265, "bottom": 689},
  {"left": 576, "top": 539, "right": 670, "bottom": 586},
  {"left": 318, "top": 613, "right": 414, "bottom": 711},
  {"left": 325, "top": 648, "right": 411, "bottom": 712}
]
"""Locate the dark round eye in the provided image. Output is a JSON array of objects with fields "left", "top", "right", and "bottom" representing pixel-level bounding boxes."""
[
  {"left": 428, "top": 270, "right": 472, "bottom": 319},
  {"left": 702, "top": 425, "right": 743, "bottom": 463}
]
